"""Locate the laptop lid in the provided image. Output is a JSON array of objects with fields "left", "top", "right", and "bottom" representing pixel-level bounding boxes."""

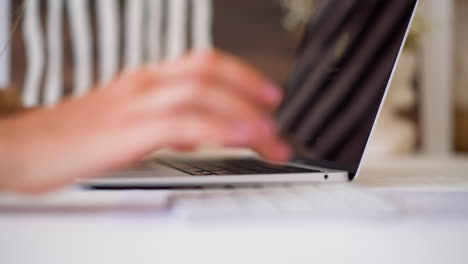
[{"left": 278, "top": 0, "right": 419, "bottom": 180}]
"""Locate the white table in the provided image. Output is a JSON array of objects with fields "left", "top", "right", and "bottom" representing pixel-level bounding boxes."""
[{"left": 1, "top": 156, "right": 468, "bottom": 264}]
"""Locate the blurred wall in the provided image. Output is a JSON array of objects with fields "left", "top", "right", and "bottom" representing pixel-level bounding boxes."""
[{"left": 7, "top": 0, "right": 468, "bottom": 155}]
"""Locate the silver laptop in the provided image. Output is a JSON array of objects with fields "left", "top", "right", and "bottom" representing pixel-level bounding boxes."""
[{"left": 82, "top": 0, "right": 419, "bottom": 189}]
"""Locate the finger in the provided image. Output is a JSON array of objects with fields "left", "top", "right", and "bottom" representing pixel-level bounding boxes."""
[
  {"left": 149, "top": 114, "right": 291, "bottom": 162},
  {"left": 157, "top": 50, "right": 283, "bottom": 107},
  {"left": 151, "top": 114, "right": 257, "bottom": 148},
  {"left": 136, "top": 83, "right": 272, "bottom": 122},
  {"left": 236, "top": 118, "right": 292, "bottom": 163},
  {"left": 171, "top": 143, "right": 199, "bottom": 152}
]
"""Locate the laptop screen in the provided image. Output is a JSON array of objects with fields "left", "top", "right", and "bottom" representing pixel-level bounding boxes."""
[{"left": 278, "top": 0, "right": 418, "bottom": 178}]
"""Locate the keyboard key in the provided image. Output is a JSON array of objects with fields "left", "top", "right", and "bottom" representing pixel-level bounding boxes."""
[
  {"left": 178, "top": 169, "right": 208, "bottom": 175},
  {"left": 210, "top": 170, "right": 240, "bottom": 175},
  {"left": 155, "top": 158, "right": 320, "bottom": 176}
]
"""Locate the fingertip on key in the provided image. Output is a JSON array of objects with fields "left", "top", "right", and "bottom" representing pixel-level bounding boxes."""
[{"left": 271, "top": 142, "right": 293, "bottom": 163}]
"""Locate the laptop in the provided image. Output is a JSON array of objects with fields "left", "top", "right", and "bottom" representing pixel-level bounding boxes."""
[{"left": 81, "top": 0, "right": 419, "bottom": 189}]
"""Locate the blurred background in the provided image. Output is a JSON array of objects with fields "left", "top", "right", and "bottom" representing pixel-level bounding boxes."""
[{"left": 1, "top": 0, "right": 467, "bottom": 177}]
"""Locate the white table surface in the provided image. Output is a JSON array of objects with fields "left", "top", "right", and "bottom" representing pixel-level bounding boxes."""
[{"left": 1, "top": 155, "right": 468, "bottom": 264}]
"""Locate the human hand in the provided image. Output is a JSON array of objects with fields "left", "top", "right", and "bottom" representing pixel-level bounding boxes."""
[{"left": 0, "top": 50, "right": 291, "bottom": 193}]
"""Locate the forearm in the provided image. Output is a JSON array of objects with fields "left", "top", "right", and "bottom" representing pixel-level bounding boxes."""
[
  {"left": 0, "top": 109, "right": 63, "bottom": 193},
  {"left": 0, "top": 117, "right": 24, "bottom": 191},
  {"left": 0, "top": 89, "right": 30, "bottom": 191}
]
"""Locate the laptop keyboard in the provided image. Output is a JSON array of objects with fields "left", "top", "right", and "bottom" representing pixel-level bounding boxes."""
[
  {"left": 156, "top": 158, "right": 321, "bottom": 176},
  {"left": 0, "top": 184, "right": 399, "bottom": 219},
  {"left": 168, "top": 184, "right": 399, "bottom": 218}
]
